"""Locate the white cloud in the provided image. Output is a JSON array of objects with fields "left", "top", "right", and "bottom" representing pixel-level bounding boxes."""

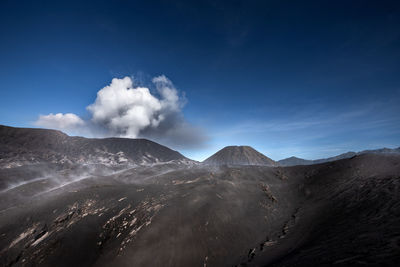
[
  {"left": 35, "top": 113, "right": 85, "bottom": 130},
  {"left": 87, "top": 77, "right": 163, "bottom": 137},
  {"left": 86, "top": 76, "right": 183, "bottom": 138}
]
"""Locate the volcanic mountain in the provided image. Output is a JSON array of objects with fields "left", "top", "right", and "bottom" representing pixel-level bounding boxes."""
[
  {"left": 0, "top": 125, "right": 189, "bottom": 168},
  {"left": 1, "top": 125, "right": 400, "bottom": 267},
  {"left": 277, "top": 156, "right": 313, "bottom": 166},
  {"left": 203, "top": 145, "right": 277, "bottom": 166}
]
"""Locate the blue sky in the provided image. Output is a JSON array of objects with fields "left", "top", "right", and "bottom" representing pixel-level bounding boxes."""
[{"left": 0, "top": 0, "right": 399, "bottom": 161}]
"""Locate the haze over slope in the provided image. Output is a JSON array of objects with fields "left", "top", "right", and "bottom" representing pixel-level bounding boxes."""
[{"left": 203, "top": 146, "right": 276, "bottom": 166}]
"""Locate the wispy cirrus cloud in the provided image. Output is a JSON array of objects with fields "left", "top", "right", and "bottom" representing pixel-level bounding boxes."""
[
  {"left": 213, "top": 103, "right": 400, "bottom": 138},
  {"left": 208, "top": 102, "right": 400, "bottom": 160}
]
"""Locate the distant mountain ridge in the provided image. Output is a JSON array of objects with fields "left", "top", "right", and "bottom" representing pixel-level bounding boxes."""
[
  {"left": 203, "top": 146, "right": 277, "bottom": 166},
  {"left": 1, "top": 125, "right": 398, "bottom": 169},
  {"left": 0, "top": 125, "right": 189, "bottom": 168},
  {"left": 278, "top": 147, "right": 400, "bottom": 166}
]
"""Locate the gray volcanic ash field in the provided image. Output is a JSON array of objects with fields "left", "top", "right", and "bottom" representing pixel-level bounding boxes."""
[{"left": 0, "top": 125, "right": 400, "bottom": 266}]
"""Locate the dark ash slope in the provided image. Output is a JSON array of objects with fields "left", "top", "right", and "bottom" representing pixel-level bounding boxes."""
[{"left": 1, "top": 154, "right": 399, "bottom": 266}]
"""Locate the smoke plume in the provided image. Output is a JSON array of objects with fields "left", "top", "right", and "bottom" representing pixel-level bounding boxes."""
[{"left": 35, "top": 75, "right": 206, "bottom": 149}]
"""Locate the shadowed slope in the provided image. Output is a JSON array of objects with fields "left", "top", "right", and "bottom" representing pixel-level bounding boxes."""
[{"left": 268, "top": 153, "right": 400, "bottom": 266}]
